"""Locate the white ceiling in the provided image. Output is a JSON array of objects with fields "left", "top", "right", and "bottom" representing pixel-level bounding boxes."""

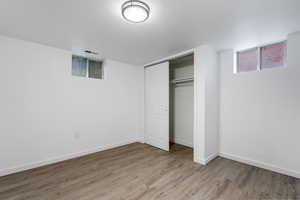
[{"left": 0, "top": 0, "right": 299, "bottom": 65}]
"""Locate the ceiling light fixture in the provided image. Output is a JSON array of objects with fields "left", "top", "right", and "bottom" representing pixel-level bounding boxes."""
[{"left": 121, "top": 0, "right": 150, "bottom": 23}]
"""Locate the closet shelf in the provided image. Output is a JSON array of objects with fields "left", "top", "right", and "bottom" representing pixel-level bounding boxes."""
[{"left": 171, "top": 77, "right": 194, "bottom": 84}]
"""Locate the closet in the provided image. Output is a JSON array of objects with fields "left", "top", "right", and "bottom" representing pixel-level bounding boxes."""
[
  {"left": 170, "top": 55, "right": 194, "bottom": 149},
  {"left": 145, "top": 54, "right": 194, "bottom": 153}
]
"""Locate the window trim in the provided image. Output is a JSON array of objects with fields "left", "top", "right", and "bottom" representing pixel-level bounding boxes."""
[{"left": 235, "top": 40, "right": 287, "bottom": 74}]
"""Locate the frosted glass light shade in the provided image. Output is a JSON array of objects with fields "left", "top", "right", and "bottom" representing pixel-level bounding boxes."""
[{"left": 122, "top": 0, "right": 150, "bottom": 23}]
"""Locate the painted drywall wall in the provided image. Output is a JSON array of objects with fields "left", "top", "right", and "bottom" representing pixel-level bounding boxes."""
[
  {"left": 219, "top": 32, "right": 300, "bottom": 178},
  {"left": 194, "top": 45, "right": 219, "bottom": 164},
  {"left": 204, "top": 48, "right": 220, "bottom": 161},
  {"left": 170, "top": 59, "right": 194, "bottom": 148},
  {"left": 0, "top": 35, "right": 144, "bottom": 176}
]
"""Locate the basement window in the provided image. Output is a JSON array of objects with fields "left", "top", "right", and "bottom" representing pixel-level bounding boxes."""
[
  {"left": 72, "top": 56, "right": 87, "bottom": 77},
  {"left": 88, "top": 60, "right": 103, "bottom": 79},
  {"left": 261, "top": 42, "right": 286, "bottom": 69},
  {"left": 236, "top": 41, "right": 286, "bottom": 73},
  {"left": 72, "top": 55, "right": 103, "bottom": 79},
  {"left": 237, "top": 48, "right": 259, "bottom": 73}
]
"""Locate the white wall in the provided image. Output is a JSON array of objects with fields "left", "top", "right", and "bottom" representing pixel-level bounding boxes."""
[
  {"left": 170, "top": 59, "right": 194, "bottom": 148},
  {"left": 219, "top": 32, "right": 300, "bottom": 178},
  {"left": 0, "top": 36, "right": 144, "bottom": 176},
  {"left": 204, "top": 48, "right": 220, "bottom": 160},
  {"left": 194, "top": 45, "right": 219, "bottom": 164}
]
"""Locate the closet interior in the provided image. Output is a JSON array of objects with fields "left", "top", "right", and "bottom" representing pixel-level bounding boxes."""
[{"left": 169, "top": 54, "right": 194, "bottom": 151}]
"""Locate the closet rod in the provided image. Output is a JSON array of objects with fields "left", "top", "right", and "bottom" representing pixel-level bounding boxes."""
[{"left": 171, "top": 77, "right": 194, "bottom": 84}]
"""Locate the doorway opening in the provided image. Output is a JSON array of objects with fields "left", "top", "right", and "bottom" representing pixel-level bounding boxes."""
[{"left": 169, "top": 54, "right": 194, "bottom": 158}]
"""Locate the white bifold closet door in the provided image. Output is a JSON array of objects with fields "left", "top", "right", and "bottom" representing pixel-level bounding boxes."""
[{"left": 145, "top": 62, "right": 169, "bottom": 151}]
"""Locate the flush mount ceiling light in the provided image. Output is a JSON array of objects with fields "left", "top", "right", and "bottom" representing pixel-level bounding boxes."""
[{"left": 122, "top": 0, "right": 150, "bottom": 23}]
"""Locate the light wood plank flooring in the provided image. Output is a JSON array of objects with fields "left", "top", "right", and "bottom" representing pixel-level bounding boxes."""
[{"left": 0, "top": 143, "right": 299, "bottom": 200}]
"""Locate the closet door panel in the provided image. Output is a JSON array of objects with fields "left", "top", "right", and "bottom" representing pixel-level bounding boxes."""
[{"left": 145, "top": 62, "right": 169, "bottom": 151}]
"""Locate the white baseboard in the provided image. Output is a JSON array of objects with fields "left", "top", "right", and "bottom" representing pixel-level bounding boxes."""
[
  {"left": 0, "top": 139, "right": 138, "bottom": 177},
  {"left": 197, "top": 152, "right": 219, "bottom": 165},
  {"left": 220, "top": 152, "right": 300, "bottom": 179},
  {"left": 194, "top": 152, "right": 218, "bottom": 165},
  {"left": 204, "top": 153, "right": 219, "bottom": 164},
  {"left": 137, "top": 137, "right": 145, "bottom": 144}
]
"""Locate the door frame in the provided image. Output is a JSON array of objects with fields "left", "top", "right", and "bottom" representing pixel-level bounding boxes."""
[{"left": 143, "top": 48, "right": 208, "bottom": 165}]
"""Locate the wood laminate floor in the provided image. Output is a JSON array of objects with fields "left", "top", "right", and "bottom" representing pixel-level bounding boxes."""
[{"left": 0, "top": 143, "right": 299, "bottom": 200}]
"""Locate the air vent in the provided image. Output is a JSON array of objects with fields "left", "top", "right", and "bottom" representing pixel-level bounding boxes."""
[{"left": 84, "top": 50, "right": 98, "bottom": 55}]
